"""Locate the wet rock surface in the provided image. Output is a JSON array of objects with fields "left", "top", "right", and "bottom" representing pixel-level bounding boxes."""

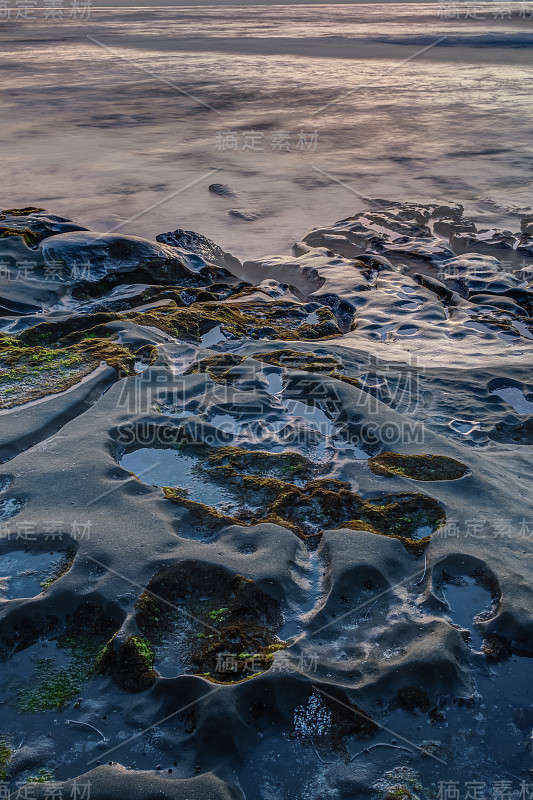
[{"left": 0, "top": 203, "right": 532, "bottom": 799}]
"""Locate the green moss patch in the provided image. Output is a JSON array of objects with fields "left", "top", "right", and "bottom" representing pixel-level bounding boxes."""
[
  {"left": 2, "top": 207, "right": 45, "bottom": 216},
  {"left": 22, "top": 301, "right": 340, "bottom": 346},
  {"left": 369, "top": 452, "right": 469, "bottom": 481},
  {"left": 27, "top": 768, "right": 54, "bottom": 783},
  {"left": 128, "top": 300, "right": 341, "bottom": 342},
  {"left": 0, "top": 226, "right": 45, "bottom": 248},
  {"left": 156, "top": 442, "right": 445, "bottom": 553},
  {"left": 0, "top": 736, "right": 11, "bottom": 781},
  {"left": 133, "top": 562, "right": 286, "bottom": 684},
  {"left": 0, "top": 333, "right": 155, "bottom": 408},
  {"left": 207, "top": 445, "right": 325, "bottom": 483},
  {"left": 17, "top": 603, "right": 119, "bottom": 712},
  {"left": 97, "top": 635, "right": 157, "bottom": 692}
]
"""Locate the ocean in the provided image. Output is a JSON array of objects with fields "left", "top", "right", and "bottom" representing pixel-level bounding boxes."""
[{"left": 1, "top": 3, "right": 533, "bottom": 260}]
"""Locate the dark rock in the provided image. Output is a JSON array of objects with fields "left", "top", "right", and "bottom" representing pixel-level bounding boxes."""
[
  {"left": 229, "top": 209, "right": 260, "bottom": 221},
  {"left": 156, "top": 227, "right": 241, "bottom": 273},
  {"left": 209, "top": 183, "right": 237, "bottom": 197}
]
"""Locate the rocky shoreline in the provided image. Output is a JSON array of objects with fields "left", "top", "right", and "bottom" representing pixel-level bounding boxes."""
[{"left": 0, "top": 201, "right": 532, "bottom": 798}]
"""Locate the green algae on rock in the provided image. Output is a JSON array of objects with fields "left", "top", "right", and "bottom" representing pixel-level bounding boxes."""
[
  {"left": 133, "top": 561, "right": 286, "bottom": 683},
  {"left": 206, "top": 445, "right": 326, "bottom": 483},
  {"left": 368, "top": 452, "right": 469, "bottom": 481},
  {"left": 16, "top": 603, "right": 119, "bottom": 712},
  {"left": 40, "top": 550, "right": 76, "bottom": 592},
  {"left": 27, "top": 769, "right": 55, "bottom": 783},
  {"left": 1, "top": 207, "right": 45, "bottom": 216},
  {"left": 18, "top": 300, "right": 340, "bottom": 354},
  {"left": 184, "top": 353, "right": 246, "bottom": 383},
  {"left": 252, "top": 348, "right": 360, "bottom": 387},
  {"left": 0, "top": 736, "right": 11, "bottom": 781},
  {"left": 128, "top": 300, "right": 341, "bottom": 342},
  {"left": 375, "top": 768, "right": 424, "bottom": 800},
  {"left": 183, "top": 349, "right": 359, "bottom": 387},
  {"left": 0, "top": 226, "right": 45, "bottom": 248},
  {"left": 149, "top": 441, "right": 445, "bottom": 551},
  {"left": 0, "top": 335, "right": 90, "bottom": 408},
  {"left": 97, "top": 635, "right": 157, "bottom": 692},
  {"left": 0, "top": 333, "right": 155, "bottom": 408}
]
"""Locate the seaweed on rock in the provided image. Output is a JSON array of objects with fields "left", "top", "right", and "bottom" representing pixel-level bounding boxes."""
[
  {"left": 1, "top": 207, "right": 45, "bottom": 216},
  {"left": 253, "top": 348, "right": 360, "bottom": 387},
  {"left": 369, "top": 452, "right": 469, "bottom": 481},
  {"left": 0, "top": 332, "right": 156, "bottom": 408},
  {"left": 184, "top": 353, "right": 246, "bottom": 384},
  {"left": 132, "top": 561, "right": 286, "bottom": 683},
  {"left": 0, "top": 226, "right": 45, "bottom": 248},
  {"left": 139, "top": 441, "right": 447, "bottom": 551},
  {"left": 18, "top": 300, "right": 340, "bottom": 356},
  {"left": 128, "top": 300, "right": 341, "bottom": 342},
  {"left": 97, "top": 635, "right": 157, "bottom": 692},
  {"left": 16, "top": 603, "right": 119, "bottom": 712},
  {"left": 0, "top": 737, "right": 11, "bottom": 781}
]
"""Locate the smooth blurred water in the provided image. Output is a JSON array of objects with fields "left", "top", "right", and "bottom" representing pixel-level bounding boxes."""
[{"left": 1, "top": 4, "right": 532, "bottom": 259}]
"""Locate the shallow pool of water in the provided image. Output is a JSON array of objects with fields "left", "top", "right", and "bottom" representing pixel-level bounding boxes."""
[
  {"left": 0, "top": 550, "right": 68, "bottom": 601},
  {"left": 442, "top": 576, "right": 494, "bottom": 651},
  {"left": 491, "top": 385, "right": 533, "bottom": 415},
  {"left": 120, "top": 447, "right": 235, "bottom": 510},
  {"left": 200, "top": 325, "right": 227, "bottom": 348},
  {"left": 0, "top": 498, "right": 26, "bottom": 522}
]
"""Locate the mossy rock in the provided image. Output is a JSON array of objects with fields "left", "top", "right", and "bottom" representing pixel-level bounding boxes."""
[
  {"left": 385, "top": 788, "right": 413, "bottom": 800},
  {"left": 255, "top": 349, "right": 342, "bottom": 372},
  {"left": 0, "top": 226, "right": 45, "bottom": 248},
  {"left": 253, "top": 348, "right": 359, "bottom": 387},
  {"left": 17, "top": 603, "right": 119, "bottom": 712},
  {"left": 2, "top": 207, "right": 45, "bottom": 215},
  {"left": 184, "top": 353, "right": 246, "bottom": 384},
  {"left": 97, "top": 635, "right": 157, "bottom": 692},
  {"left": 207, "top": 445, "right": 323, "bottom": 482},
  {"left": 27, "top": 768, "right": 54, "bottom": 783},
  {"left": 368, "top": 452, "right": 469, "bottom": 481},
  {"left": 134, "top": 562, "right": 285, "bottom": 684},
  {"left": 40, "top": 549, "right": 75, "bottom": 591},
  {"left": 155, "top": 442, "right": 445, "bottom": 552},
  {"left": 0, "top": 736, "right": 11, "bottom": 781},
  {"left": 357, "top": 492, "right": 446, "bottom": 548},
  {"left": 19, "top": 300, "right": 340, "bottom": 352},
  {"left": 0, "top": 332, "right": 155, "bottom": 408},
  {"left": 129, "top": 300, "right": 341, "bottom": 343}
]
